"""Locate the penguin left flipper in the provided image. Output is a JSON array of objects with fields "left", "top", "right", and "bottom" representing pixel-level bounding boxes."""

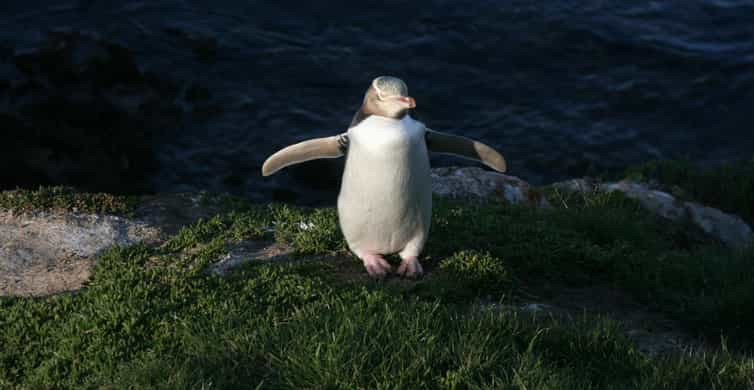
[
  {"left": 425, "top": 128, "right": 507, "bottom": 173},
  {"left": 261, "top": 133, "right": 349, "bottom": 176}
]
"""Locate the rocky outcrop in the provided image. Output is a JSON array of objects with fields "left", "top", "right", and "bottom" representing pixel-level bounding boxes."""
[
  {"left": 431, "top": 167, "right": 550, "bottom": 208},
  {"left": 683, "top": 203, "right": 752, "bottom": 249},
  {"left": 553, "top": 179, "right": 754, "bottom": 249}
]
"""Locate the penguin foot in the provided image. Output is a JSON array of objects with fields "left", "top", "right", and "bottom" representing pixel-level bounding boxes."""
[
  {"left": 362, "top": 253, "right": 392, "bottom": 278},
  {"left": 397, "top": 257, "right": 423, "bottom": 279}
]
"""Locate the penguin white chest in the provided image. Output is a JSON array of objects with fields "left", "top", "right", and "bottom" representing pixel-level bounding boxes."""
[{"left": 337, "top": 115, "right": 432, "bottom": 257}]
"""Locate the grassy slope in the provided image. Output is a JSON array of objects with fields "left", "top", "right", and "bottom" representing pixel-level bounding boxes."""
[
  {"left": 625, "top": 158, "right": 754, "bottom": 224},
  {"left": 0, "top": 185, "right": 753, "bottom": 388}
]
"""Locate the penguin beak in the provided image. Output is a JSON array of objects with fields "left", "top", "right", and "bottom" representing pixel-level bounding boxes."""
[{"left": 398, "top": 96, "right": 416, "bottom": 109}]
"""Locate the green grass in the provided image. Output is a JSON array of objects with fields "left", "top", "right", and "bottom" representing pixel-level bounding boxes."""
[
  {"left": 1, "top": 187, "right": 754, "bottom": 388},
  {"left": 0, "top": 185, "right": 137, "bottom": 215},
  {"left": 625, "top": 158, "right": 754, "bottom": 223}
]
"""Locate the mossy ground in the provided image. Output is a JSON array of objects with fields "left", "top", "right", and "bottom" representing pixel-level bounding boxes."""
[
  {"left": 1, "top": 173, "right": 754, "bottom": 388},
  {"left": 0, "top": 186, "right": 137, "bottom": 216}
]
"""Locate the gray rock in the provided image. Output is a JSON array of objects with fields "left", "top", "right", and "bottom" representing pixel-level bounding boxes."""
[
  {"left": 684, "top": 202, "right": 753, "bottom": 249},
  {"left": 601, "top": 181, "right": 687, "bottom": 220},
  {"left": 431, "top": 167, "right": 550, "bottom": 208}
]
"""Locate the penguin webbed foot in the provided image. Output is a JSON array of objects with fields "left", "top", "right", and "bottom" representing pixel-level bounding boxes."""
[
  {"left": 397, "top": 256, "right": 424, "bottom": 279},
  {"left": 362, "top": 253, "right": 392, "bottom": 279}
]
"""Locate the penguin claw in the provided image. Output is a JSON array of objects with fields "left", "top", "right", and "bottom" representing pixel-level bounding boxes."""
[
  {"left": 362, "top": 254, "right": 391, "bottom": 279},
  {"left": 397, "top": 257, "right": 423, "bottom": 279}
]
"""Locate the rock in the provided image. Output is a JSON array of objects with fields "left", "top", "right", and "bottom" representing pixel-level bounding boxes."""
[
  {"left": 601, "top": 181, "right": 687, "bottom": 220},
  {"left": 431, "top": 167, "right": 550, "bottom": 208},
  {"left": 684, "top": 202, "right": 754, "bottom": 250},
  {"left": 208, "top": 241, "right": 293, "bottom": 276},
  {"left": 553, "top": 179, "right": 754, "bottom": 249},
  {"left": 0, "top": 210, "right": 161, "bottom": 296}
]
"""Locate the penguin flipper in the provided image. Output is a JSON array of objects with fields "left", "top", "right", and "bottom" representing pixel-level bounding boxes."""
[
  {"left": 262, "top": 133, "right": 349, "bottom": 176},
  {"left": 425, "top": 129, "right": 507, "bottom": 173}
]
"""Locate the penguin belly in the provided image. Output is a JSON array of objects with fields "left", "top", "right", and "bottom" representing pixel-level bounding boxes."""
[{"left": 337, "top": 115, "right": 432, "bottom": 256}]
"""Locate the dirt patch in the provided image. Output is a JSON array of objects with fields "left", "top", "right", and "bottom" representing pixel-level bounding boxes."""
[
  {"left": 0, "top": 255, "right": 93, "bottom": 297},
  {"left": 0, "top": 192, "right": 247, "bottom": 297},
  {"left": 0, "top": 210, "right": 161, "bottom": 296}
]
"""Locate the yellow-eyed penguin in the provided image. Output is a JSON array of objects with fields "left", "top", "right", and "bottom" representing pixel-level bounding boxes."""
[{"left": 262, "top": 76, "right": 506, "bottom": 278}]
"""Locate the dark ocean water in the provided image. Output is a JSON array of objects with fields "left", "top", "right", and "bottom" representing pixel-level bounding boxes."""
[{"left": 1, "top": 1, "right": 753, "bottom": 204}]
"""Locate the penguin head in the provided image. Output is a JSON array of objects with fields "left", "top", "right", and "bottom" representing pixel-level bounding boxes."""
[{"left": 362, "top": 76, "right": 416, "bottom": 119}]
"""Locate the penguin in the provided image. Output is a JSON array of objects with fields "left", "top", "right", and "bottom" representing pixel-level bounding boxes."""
[{"left": 262, "top": 76, "right": 507, "bottom": 278}]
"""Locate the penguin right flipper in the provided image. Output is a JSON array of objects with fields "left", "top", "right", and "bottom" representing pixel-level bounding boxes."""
[
  {"left": 262, "top": 133, "right": 349, "bottom": 176},
  {"left": 425, "top": 129, "right": 507, "bottom": 173}
]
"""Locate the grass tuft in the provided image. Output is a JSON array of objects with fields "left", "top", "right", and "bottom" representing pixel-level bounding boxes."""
[
  {"left": 436, "top": 250, "right": 513, "bottom": 298},
  {"left": 271, "top": 204, "right": 345, "bottom": 254}
]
